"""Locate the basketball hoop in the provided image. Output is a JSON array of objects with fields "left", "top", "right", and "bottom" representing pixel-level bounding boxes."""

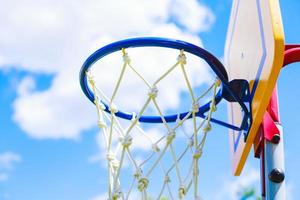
[{"left": 80, "top": 37, "right": 251, "bottom": 200}]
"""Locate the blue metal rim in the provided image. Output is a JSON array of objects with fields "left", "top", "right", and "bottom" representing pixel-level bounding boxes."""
[{"left": 79, "top": 37, "right": 249, "bottom": 128}]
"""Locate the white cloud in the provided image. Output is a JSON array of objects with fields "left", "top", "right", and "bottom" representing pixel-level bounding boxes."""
[
  {"left": 0, "top": 152, "right": 22, "bottom": 170},
  {"left": 13, "top": 73, "right": 97, "bottom": 139},
  {"left": 170, "top": 0, "right": 215, "bottom": 32},
  {"left": 6, "top": 0, "right": 216, "bottom": 139},
  {"left": 16, "top": 76, "right": 36, "bottom": 96},
  {"left": 0, "top": 152, "right": 21, "bottom": 183},
  {"left": 213, "top": 167, "right": 260, "bottom": 200},
  {"left": 0, "top": 0, "right": 172, "bottom": 73}
]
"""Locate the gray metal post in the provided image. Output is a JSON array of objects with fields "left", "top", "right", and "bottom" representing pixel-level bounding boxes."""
[{"left": 264, "top": 123, "right": 286, "bottom": 200}]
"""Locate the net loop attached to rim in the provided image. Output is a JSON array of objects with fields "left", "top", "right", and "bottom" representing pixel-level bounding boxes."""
[{"left": 80, "top": 37, "right": 251, "bottom": 199}]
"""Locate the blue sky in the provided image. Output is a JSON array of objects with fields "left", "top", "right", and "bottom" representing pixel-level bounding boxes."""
[{"left": 1, "top": 0, "right": 300, "bottom": 200}]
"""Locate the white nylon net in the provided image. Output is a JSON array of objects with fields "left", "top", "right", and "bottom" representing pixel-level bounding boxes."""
[{"left": 86, "top": 48, "right": 220, "bottom": 200}]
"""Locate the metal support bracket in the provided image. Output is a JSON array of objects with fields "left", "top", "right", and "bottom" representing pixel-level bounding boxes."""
[
  {"left": 222, "top": 79, "right": 252, "bottom": 141},
  {"left": 222, "top": 79, "right": 251, "bottom": 102}
]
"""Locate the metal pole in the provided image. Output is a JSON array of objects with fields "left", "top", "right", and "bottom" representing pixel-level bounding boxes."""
[
  {"left": 261, "top": 44, "right": 300, "bottom": 199},
  {"left": 264, "top": 123, "right": 286, "bottom": 200},
  {"left": 260, "top": 139, "right": 266, "bottom": 200}
]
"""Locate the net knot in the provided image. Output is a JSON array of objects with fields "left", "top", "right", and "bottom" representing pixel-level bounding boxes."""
[
  {"left": 107, "top": 152, "right": 115, "bottom": 161},
  {"left": 122, "top": 48, "right": 131, "bottom": 64},
  {"left": 109, "top": 103, "right": 118, "bottom": 113},
  {"left": 177, "top": 50, "right": 187, "bottom": 64},
  {"left": 215, "top": 78, "right": 221, "bottom": 87},
  {"left": 88, "top": 79, "right": 96, "bottom": 87},
  {"left": 176, "top": 115, "right": 183, "bottom": 126},
  {"left": 112, "top": 187, "right": 122, "bottom": 200},
  {"left": 107, "top": 153, "right": 119, "bottom": 169},
  {"left": 111, "top": 161, "right": 119, "bottom": 169},
  {"left": 134, "top": 169, "right": 142, "bottom": 179},
  {"left": 177, "top": 120, "right": 183, "bottom": 126},
  {"left": 119, "top": 135, "right": 133, "bottom": 148},
  {"left": 203, "top": 122, "right": 212, "bottom": 133},
  {"left": 148, "top": 86, "right": 158, "bottom": 99},
  {"left": 152, "top": 144, "right": 160, "bottom": 152},
  {"left": 193, "top": 148, "right": 202, "bottom": 159},
  {"left": 86, "top": 71, "right": 96, "bottom": 85},
  {"left": 191, "top": 102, "right": 200, "bottom": 113},
  {"left": 188, "top": 138, "right": 194, "bottom": 147},
  {"left": 138, "top": 177, "right": 149, "bottom": 191},
  {"left": 93, "top": 96, "right": 99, "bottom": 105},
  {"left": 164, "top": 175, "right": 171, "bottom": 183},
  {"left": 166, "top": 131, "right": 176, "bottom": 144},
  {"left": 97, "top": 120, "right": 107, "bottom": 128},
  {"left": 210, "top": 101, "right": 217, "bottom": 112},
  {"left": 178, "top": 185, "right": 186, "bottom": 199},
  {"left": 96, "top": 102, "right": 106, "bottom": 111}
]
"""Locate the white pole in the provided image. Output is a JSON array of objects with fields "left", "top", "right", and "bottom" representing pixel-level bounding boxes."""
[{"left": 264, "top": 123, "right": 286, "bottom": 200}]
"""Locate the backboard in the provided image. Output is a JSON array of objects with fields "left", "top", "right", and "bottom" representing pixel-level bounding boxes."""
[{"left": 225, "top": 0, "right": 285, "bottom": 175}]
